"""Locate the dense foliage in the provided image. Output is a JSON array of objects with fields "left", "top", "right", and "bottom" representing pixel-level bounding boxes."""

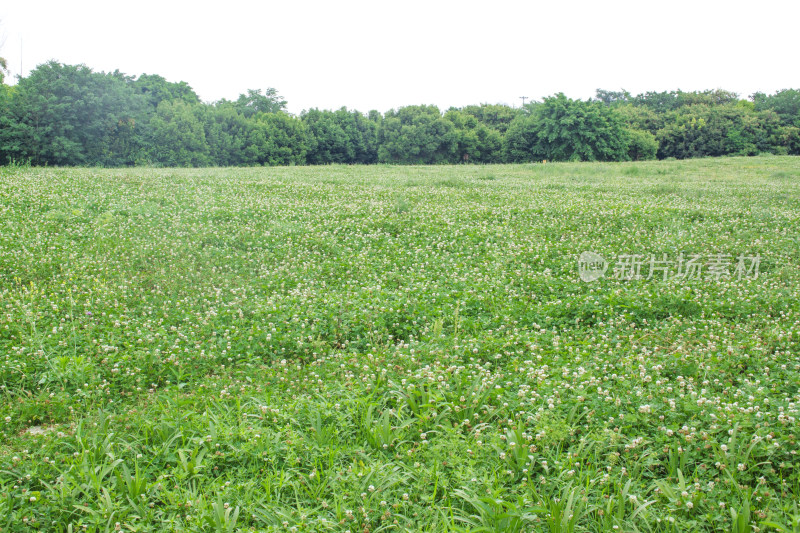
[
  {"left": 1, "top": 159, "right": 799, "bottom": 531},
  {"left": 505, "top": 94, "right": 631, "bottom": 162},
  {"left": 0, "top": 61, "right": 799, "bottom": 166}
]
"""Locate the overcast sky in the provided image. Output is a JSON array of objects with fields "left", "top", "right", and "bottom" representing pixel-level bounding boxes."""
[{"left": 1, "top": 0, "right": 798, "bottom": 114}]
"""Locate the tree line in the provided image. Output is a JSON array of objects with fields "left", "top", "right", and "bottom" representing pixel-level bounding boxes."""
[{"left": 0, "top": 61, "right": 798, "bottom": 166}]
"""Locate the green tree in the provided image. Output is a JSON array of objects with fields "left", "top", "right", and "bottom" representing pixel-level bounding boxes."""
[
  {"left": 302, "top": 108, "right": 352, "bottom": 164},
  {"left": 146, "top": 100, "right": 210, "bottom": 166},
  {"left": 458, "top": 104, "right": 520, "bottom": 134},
  {"left": 626, "top": 129, "right": 658, "bottom": 160},
  {"left": 444, "top": 109, "right": 503, "bottom": 163},
  {"left": 632, "top": 89, "right": 738, "bottom": 113},
  {"left": 656, "top": 104, "right": 784, "bottom": 159},
  {"left": 199, "top": 104, "right": 254, "bottom": 166},
  {"left": 133, "top": 73, "right": 200, "bottom": 109},
  {"left": 378, "top": 105, "right": 458, "bottom": 164},
  {"left": 0, "top": 80, "right": 11, "bottom": 164},
  {"left": 244, "top": 112, "right": 309, "bottom": 166},
  {"left": 778, "top": 126, "right": 800, "bottom": 155},
  {"left": 334, "top": 107, "right": 379, "bottom": 164},
  {"left": 0, "top": 61, "right": 145, "bottom": 166},
  {"left": 301, "top": 107, "right": 379, "bottom": 165},
  {"left": 594, "top": 89, "right": 633, "bottom": 106},
  {"left": 631, "top": 91, "right": 683, "bottom": 113},
  {"left": 678, "top": 89, "right": 739, "bottom": 107},
  {"left": 504, "top": 93, "right": 629, "bottom": 162},
  {"left": 503, "top": 112, "right": 539, "bottom": 162},
  {"left": 752, "top": 89, "right": 800, "bottom": 127},
  {"left": 615, "top": 103, "right": 665, "bottom": 136},
  {"left": 233, "top": 88, "right": 287, "bottom": 118}
]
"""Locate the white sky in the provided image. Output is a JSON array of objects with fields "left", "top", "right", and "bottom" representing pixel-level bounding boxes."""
[{"left": 1, "top": 0, "right": 799, "bottom": 115}]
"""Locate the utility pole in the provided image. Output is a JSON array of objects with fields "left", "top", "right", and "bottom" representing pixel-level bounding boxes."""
[{"left": 520, "top": 96, "right": 528, "bottom": 108}]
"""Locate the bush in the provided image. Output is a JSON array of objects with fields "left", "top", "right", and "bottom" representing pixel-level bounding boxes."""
[{"left": 626, "top": 128, "right": 658, "bottom": 160}]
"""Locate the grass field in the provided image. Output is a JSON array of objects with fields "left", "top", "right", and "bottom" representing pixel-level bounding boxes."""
[{"left": 1, "top": 157, "right": 799, "bottom": 532}]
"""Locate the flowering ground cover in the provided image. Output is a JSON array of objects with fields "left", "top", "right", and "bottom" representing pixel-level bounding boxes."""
[{"left": 0, "top": 157, "right": 798, "bottom": 532}]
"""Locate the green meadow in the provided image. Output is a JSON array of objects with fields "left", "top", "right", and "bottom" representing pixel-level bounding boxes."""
[{"left": 1, "top": 156, "right": 799, "bottom": 532}]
